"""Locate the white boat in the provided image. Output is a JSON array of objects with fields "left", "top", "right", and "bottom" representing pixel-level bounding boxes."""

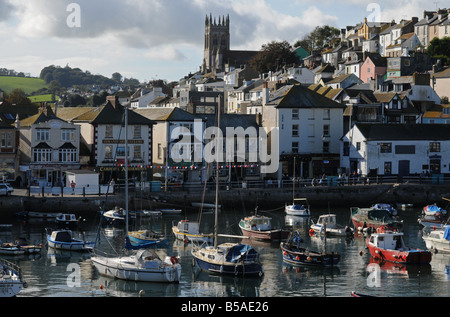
[
  {"left": 285, "top": 198, "right": 310, "bottom": 216},
  {"left": 310, "top": 214, "right": 353, "bottom": 237},
  {"left": 172, "top": 219, "right": 214, "bottom": 244},
  {"left": 0, "top": 244, "right": 25, "bottom": 255},
  {"left": 91, "top": 108, "right": 181, "bottom": 283},
  {"left": 55, "top": 214, "right": 80, "bottom": 227},
  {"left": 47, "top": 229, "right": 94, "bottom": 251},
  {"left": 423, "top": 226, "right": 450, "bottom": 253},
  {"left": 0, "top": 259, "right": 27, "bottom": 297},
  {"left": 91, "top": 249, "right": 181, "bottom": 283}
]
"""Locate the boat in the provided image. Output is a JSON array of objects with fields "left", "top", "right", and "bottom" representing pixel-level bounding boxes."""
[
  {"left": 25, "top": 211, "right": 59, "bottom": 219},
  {"left": 91, "top": 107, "right": 181, "bottom": 283},
  {"left": 172, "top": 219, "right": 214, "bottom": 244},
  {"left": 160, "top": 209, "right": 182, "bottom": 215},
  {"left": 372, "top": 203, "right": 397, "bottom": 216},
  {"left": 418, "top": 213, "right": 447, "bottom": 229},
  {"left": 55, "top": 214, "right": 81, "bottom": 228},
  {"left": 285, "top": 198, "right": 310, "bottom": 216},
  {"left": 423, "top": 204, "right": 447, "bottom": 216},
  {"left": 127, "top": 230, "right": 168, "bottom": 249},
  {"left": 285, "top": 159, "right": 310, "bottom": 217},
  {"left": 191, "top": 98, "right": 264, "bottom": 278},
  {"left": 351, "top": 291, "right": 375, "bottom": 297},
  {"left": 366, "top": 227, "right": 432, "bottom": 264},
  {"left": 191, "top": 202, "right": 221, "bottom": 210},
  {"left": 422, "top": 226, "right": 450, "bottom": 253},
  {"left": 46, "top": 229, "right": 94, "bottom": 251},
  {"left": 280, "top": 230, "right": 340, "bottom": 267},
  {"left": 0, "top": 258, "right": 27, "bottom": 297},
  {"left": 351, "top": 206, "right": 403, "bottom": 232},
  {"left": 239, "top": 208, "right": 290, "bottom": 241},
  {"left": 103, "top": 207, "right": 136, "bottom": 223},
  {"left": 310, "top": 214, "right": 353, "bottom": 237},
  {"left": 0, "top": 243, "right": 25, "bottom": 255}
]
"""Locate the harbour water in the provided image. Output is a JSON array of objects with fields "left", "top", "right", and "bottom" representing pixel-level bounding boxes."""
[{"left": 2, "top": 204, "right": 450, "bottom": 298}]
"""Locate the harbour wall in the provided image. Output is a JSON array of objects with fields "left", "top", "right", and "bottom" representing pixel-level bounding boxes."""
[{"left": 0, "top": 183, "right": 449, "bottom": 218}]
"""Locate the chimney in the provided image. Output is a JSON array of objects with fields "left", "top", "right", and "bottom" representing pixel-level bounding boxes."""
[
  {"left": 107, "top": 95, "right": 120, "bottom": 109},
  {"left": 262, "top": 82, "right": 269, "bottom": 106}
]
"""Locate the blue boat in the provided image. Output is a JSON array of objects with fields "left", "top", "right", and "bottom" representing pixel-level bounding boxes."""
[
  {"left": 126, "top": 230, "right": 168, "bottom": 249},
  {"left": 280, "top": 231, "right": 340, "bottom": 267}
]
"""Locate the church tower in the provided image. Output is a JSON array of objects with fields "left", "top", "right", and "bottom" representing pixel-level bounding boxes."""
[{"left": 202, "top": 14, "right": 230, "bottom": 74}]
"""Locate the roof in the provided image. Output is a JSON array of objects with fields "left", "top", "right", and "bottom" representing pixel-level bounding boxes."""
[
  {"left": 202, "top": 113, "right": 260, "bottom": 130},
  {"left": 266, "top": 84, "right": 345, "bottom": 109},
  {"left": 356, "top": 124, "right": 450, "bottom": 141},
  {"left": 89, "top": 101, "right": 155, "bottom": 126},
  {"left": 433, "top": 67, "right": 450, "bottom": 78},
  {"left": 135, "top": 107, "right": 198, "bottom": 122}
]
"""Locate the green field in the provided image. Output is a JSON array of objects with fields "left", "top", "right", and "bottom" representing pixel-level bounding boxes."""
[{"left": 0, "top": 76, "right": 48, "bottom": 94}]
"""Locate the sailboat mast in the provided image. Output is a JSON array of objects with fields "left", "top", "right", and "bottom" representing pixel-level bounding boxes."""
[
  {"left": 292, "top": 157, "right": 296, "bottom": 204},
  {"left": 214, "top": 97, "right": 221, "bottom": 249},
  {"left": 125, "top": 107, "right": 129, "bottom": 235}
]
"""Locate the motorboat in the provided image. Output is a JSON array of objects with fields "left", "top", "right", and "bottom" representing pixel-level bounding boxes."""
[
  {"left": 310, "top": 214, "right": 353, "bottom": 237},
  {"left": 127, "top": 230, "right": 168, "bottom": 249},
  {"left": 418, "top": 213, "right": 447, "bottom": 229},
  {"left": 280, "top": 230, "right": 340, "bottom": 267},
  {"left": 285, "top": 198, "right": 310, "bottom": 217},
  {"left": 422, "top": 226, "right": 450, "bottom": 253},
  {"left": 172, "top": 220, "right": 214, "bottom": 244},
  {"left": 0, "top": 258, "right": 27, "bottom": 297},
  {"left": 372, "top": 203, "right": 397, "bottom": 216},
  {"left": 55, "top": 214, "right": 81, "bottom": 228},
  {"left": 91, "top": 248, "right": 181, "bottom": 283},
  {"left": 46, "top": 229, "right": 94, "bottom": 251},
  {"left": 103, "top": 207, "right": 136, "bottom": 223},
  {"left": 351, "top": 207, "right": 403, "bottom": 232},
  {"left": 366, "top": 227, "right": 432, "bottom": 264},
  {"left": 239, "top": 213, "right": 290, "bottom": 241},
  {"left": 423, "top": 204, "right": 447, "bottom": 216}
]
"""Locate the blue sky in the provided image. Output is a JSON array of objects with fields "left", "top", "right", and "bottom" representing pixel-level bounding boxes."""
[{"left": 0, "top": 0, "right": 437, "bottom": 84}]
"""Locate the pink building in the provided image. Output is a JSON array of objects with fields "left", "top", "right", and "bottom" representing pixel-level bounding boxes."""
[{"left": 360, "top": 53, "right": 387, "bottom": 83}]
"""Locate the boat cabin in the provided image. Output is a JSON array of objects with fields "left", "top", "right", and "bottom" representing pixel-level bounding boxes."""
[
  {"left": 368, "top": 231, "right": 406, "bottom": 250},
  {"left": 242, "top": 216, "right": 272, "bottom": 231},
  {"left": 56, "top": 214, "right": 77, "bottom": 222},
  {"left": 176, "top": 220, "right": 200, "bottom": 234},
  {"left": 51, "top": 230, "right": 74, "bottom": 242},
  {"left": 316, "top": 214, "right": 337, "bottom": 227}
]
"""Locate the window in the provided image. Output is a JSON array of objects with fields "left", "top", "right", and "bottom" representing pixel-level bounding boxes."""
[
  {"left": 133, "top": 146, "right": 142, "bottom": 160},
  {"left": 384, "top": 162, "right": 392, "bottom": 175},
  {"left": 59, "top": 149, "right": 77, "bottom": 162},
  {"left": 292, "top": 109, "right": 299, "bottom": 120},
  {"left": 395, "top": 145, "right": 415, "bottom": 154},
  {"left": 104, "top": 145, "right": 113, "bottom": 159},
  {"left": 292, "top": 125, "right": 299, "bottom": 137},
  {"left": 105, "top": 125, "right": 113, "bottom": 138},
  {"left": 1, "top": 133, "right": 12, "bottom": 148},
  {"left": 33, "top": 149, "right": 52, "bottom": 162},
  {"left": 133, "top": 126, "right": 141, "bottom": 139},
  {"left": 356, "top": 142, "right": 361, "bottom": 151},
  {"left": 292, "top": 142, "right": 299, "bottom": 153},
  {"left": 430, "top": 142, "right": 440, "bottom": 152},
  {"left": 324, "top": 109, "right": 330, "bottom": 120},
  {"left": 323, "top": 125, "right": 330, "bottom": 137},
  {"left": 380, "top": 143, "right": 392, "bottom": 153},
  {"left": 62, "top": 129, "right": 75, "bottom": 142},
  {"left": 343, "top": 142, "right": 350, "bottom": 156},
  {"left": 117, "top": 147, "right": 128, "bottom": 157},
  {"left": 157, "top": 144, "right": 163, "bottom": 159},
  {"left": 323, "top": 142, "right": 330, "bottom": 153},
  {"left": 36, "top": 129, "right": 49, "bottom": 141}
]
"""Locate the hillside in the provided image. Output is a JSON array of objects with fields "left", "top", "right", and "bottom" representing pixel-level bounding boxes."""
[{"left": 0, "top": 76, "right": 48, "bottom": 94}]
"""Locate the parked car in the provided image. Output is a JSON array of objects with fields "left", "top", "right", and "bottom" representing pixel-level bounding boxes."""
[{"left": 0, "top": 183, "right": 13, "bottom": 196}]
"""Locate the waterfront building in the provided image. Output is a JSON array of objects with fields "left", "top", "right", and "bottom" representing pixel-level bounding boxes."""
[
  {"left": 341, "top": 123, "right": 450, "bottom": 177},
  {"left": 18, "top": 105, "right": 81, "bottom": 188}
]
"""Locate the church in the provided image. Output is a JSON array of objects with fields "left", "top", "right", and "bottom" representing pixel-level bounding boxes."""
[{"left": 201, "top": 14, "right": 259, "bottom": 74}]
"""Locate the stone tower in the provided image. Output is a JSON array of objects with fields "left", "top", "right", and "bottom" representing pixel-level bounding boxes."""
[{"left": 202, "top": 14, "right": 230, "bottom": 74}]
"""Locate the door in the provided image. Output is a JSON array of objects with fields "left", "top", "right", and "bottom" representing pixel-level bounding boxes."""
[
  {"left": 430, "top": 158, "right": 441, "bottom": 174},
  {"left": 398, "top": 160, "right": 410, "bottom": 179}
]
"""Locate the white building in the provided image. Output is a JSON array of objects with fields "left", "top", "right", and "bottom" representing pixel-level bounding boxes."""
[
  {"left": 341, "top": 124, "right": 450, "bottom": 177},
  {"left": 130, "top": 87, "right": 167, "bottom": 109}
]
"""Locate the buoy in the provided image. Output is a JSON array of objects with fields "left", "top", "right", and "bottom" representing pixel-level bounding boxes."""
[
  {"left": 100, "top": 285, "right": 103, "bottom": 290},
  {"left": 359, "top": 250, "right": 363, "bottom": 256}
]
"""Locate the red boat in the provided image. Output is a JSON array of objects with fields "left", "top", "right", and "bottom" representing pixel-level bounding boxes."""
[
  {"left": 366, "top": 228, "right": 432, "bottom": 265},
  {"left": 351, "top": 207, "right": 403, "bottom": 232}
]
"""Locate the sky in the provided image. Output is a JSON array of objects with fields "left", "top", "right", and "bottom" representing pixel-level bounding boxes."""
[{"left": 0, "top": 0, "right": 440, "bottom": 84}]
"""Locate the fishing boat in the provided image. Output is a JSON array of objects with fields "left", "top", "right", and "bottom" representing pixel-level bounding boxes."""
[
  {"left": 285, "top": 198, "right": 310, "bottom": 216},
  {"left": 127, "top": 230, "right": 168, "bottom": 249},
  {"left": 372, "top": 203, "right": 397, "bottom": 216},
  {"left": 423, "top": 204, "right": 447, "bottom": 216},
  {"left": 239, "top": 208, "right": 290, "bottom": 241},
  {"left": 422, "top": 226, "right": 450, "bottom": 253},
  {"left": 46, "top": 229, "right": 94, "bottom": 251},
  {"left": 172, "top": 220, "right": 214, "bottom": 244},
  {"left": 91, "top": 107, "right": 181, "bottom": 283},
  {"left": 366, "top": 227, "right": 432, "bottom": 264},
  {"left": 280, "top": 230, "right": 340, "bottom": 267},
  {"left": 0, "top": 258, "right": 27, "bottom": 297},
  {"left": 418, "top": 213, "right": 447, "bottom": 229},
  {"left": 351, "top": 206, "right": 403, "bottom": 232},
  {"left": 191, "top": 97, "right": 264, "bottom": 278},
  {"left": 0, "top": 243, "right": 25, "bottom": 255},
  {"left": 55, "top": 214, "right": 80, "bottom": 228},
  {"left": 310, "top": 214, "right": 353, "bottom": 237}
]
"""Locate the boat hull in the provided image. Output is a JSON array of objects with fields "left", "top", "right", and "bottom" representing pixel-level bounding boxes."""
[
  {"left": 366, "top": 242, "right": 432, "bottom": 264},
  {"left": 285, "top": 205, "right": 310, "bottom": 216},
  {"left": 0, "top": 280, "right": 25, "bottom": 297},
  {"left": 192, "top": 254, "right": 263, "bottom": 277},
  {"left": 352, "top": 216, "right": 402, "bottom": 231},
  {"left": 310, "top": 224, "right": 352, "bottom": 237},
  {"left": 172, "top": 226, "right": 214, "bottom": 244},
  {"left": 91, "top": 256, "right": 181, "bottom": 283},
  {"left": 127, "top": 234, "right": 168, "bottom": 248},
  {"left": 47, "top": 235, "right": 94, "bottom": 252},
  {"left": 239, "top": 224, "right": 290, "bottom": 241},
  {"left": 280, "top": 242, "right": 340, "bottom": 267}
]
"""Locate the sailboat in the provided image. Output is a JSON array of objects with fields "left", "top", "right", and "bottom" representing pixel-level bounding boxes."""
[
  {"left": 191, "top": 98, "right": 264, "bottom": 277},
  {"left": 91, "top": 107, "right": 181, "bottom": 283},
  {"left": 285, "top": 158, "right": 310, "bottom": 217}
]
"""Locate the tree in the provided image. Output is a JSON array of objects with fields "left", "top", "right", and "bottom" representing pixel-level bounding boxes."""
[
  {"left": 294, "top": 25, "right": 341, "bottom": 52},
  {"left": 4, "top": 89, "right": 31, "bottom": 105},
  {"left": 250, "top": 41, "right": 299, "bottom": 73},
  {"left": 427, "top": 37, "right": 450, "bottom": 65},
  {"left": 112, "top": 72, "right": 123, "bottom": 84}
]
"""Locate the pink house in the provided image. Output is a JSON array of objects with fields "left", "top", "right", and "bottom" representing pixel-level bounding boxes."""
[{"left": 360, "top": 53, "right": 387, "bottom": 83}]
